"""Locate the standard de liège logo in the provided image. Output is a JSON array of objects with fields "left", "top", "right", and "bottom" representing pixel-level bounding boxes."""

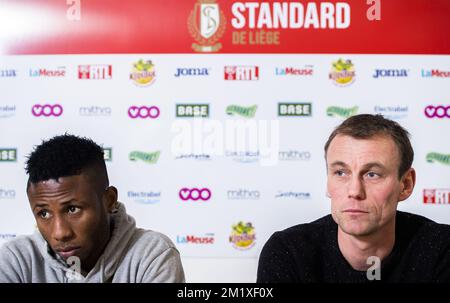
[{"left": 188, "top": 0, "right": 226, "bottom": 52}]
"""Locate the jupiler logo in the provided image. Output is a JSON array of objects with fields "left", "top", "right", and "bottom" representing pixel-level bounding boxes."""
[{"left": 188, "top": 0, "right": 226, "bottom": 52}]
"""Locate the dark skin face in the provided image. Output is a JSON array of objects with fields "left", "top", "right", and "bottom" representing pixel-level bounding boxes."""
[{"left": 27, "top": 171, "right": 117, "bottom": 275}]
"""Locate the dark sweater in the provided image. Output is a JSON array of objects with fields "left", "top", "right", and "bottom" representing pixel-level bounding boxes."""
[{"left": 257, "top": 211, "right": 450, "bottom": 282}]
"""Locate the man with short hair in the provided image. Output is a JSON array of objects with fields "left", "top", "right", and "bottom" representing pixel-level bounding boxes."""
[
  {"left": 0, "top": 134, "right": 185, "bottom": 282},
  {"left": 257, "top": 114, "right": 450, "bottom": 282}
]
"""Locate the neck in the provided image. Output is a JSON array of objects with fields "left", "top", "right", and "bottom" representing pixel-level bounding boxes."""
[{"left": 337, "top": 219, "right": 396, "bottom": 271}]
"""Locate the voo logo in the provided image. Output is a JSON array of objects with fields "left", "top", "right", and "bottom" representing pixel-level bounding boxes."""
[
  {"left": 424, "top": 105, "right": 449, "bottom": 118},
  {"left": 179, "top": 188, "right": 211, "bottom": 201},
  {"left": 128, "top": 106, "right": 160, "bottom": 119},
  {"left": 32, "top": 104, "right": 63, "bottom": 117}
]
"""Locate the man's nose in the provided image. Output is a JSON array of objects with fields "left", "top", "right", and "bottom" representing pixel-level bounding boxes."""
[
  {"left": 347, "top": 175, "right": 366, "bottom": 200},
  {"left": 52, "top": 216, "right": 74, "bottom": 242}
]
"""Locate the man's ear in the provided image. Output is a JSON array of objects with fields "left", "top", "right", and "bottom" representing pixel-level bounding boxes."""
[
  {"left": 399, "top": 168, "right": 416, "bottom": 202},
  {"left": 103, "top": 186, "right": 118, "bottom": 213}
]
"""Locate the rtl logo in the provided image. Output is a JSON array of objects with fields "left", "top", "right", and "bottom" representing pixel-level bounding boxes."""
[
  {"left": 78, "top": 65, "right": 112, "bottom": 79},
  {"left": 224, "top": 66, "right": 259, "bottom": 81},
  {"left": 423, "top": 189, "right": 450, "bottom": 204}
]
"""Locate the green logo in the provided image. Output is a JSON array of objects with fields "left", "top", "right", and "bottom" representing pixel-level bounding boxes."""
[
  {"left": 129, "top": 151, "right": 160, "bottom": 164},
  {"left": 103, "top": 148, "right": 112, "bottom": 162},
  {"left": 326, "top": 106, "right": 358, "bottom": 118},
  {"left": 426, "top": 152, "right": 450, "bottom": 165},
  {"left": 0, "top": 148, "right": 17, "bottom": 162},
  {"left": 226, "top": 105, "right": 257, "bottom": 118},
  {"left": 176, "top": 104, "right": 209, "bottom": 118},
  {"left": 278, "top": 103, "right": 312, "bottom": 116}
]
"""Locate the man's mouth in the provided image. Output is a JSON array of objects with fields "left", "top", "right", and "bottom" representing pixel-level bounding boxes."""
[{"left": 55, "top": 247, "right": 81, "bottom": 259}]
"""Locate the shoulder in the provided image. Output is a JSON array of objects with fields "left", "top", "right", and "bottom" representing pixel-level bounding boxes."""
[
  {"left": 0, "top": 233, "right": 43, "bottom": 261},
  {"left": 397, "top": 211, "right": 450, "bottom": 241},
  {"left": 127, "top": 229, "right": 179, "bottom": 258}
]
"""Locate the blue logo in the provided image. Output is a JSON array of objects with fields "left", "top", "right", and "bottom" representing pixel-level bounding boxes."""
[{"left": 128, "top": 190, "right": 161, "bottom": 204}]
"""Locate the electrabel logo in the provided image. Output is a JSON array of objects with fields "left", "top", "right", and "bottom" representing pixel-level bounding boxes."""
[
  {"left": 0, "top": 188, "right": 16, "bottom": 199},
  {"left": 374, "top": 105, "right": 408, "bottom": 120},
  {"left": 128, "top": 106, "right": 160, "bottom": 119},
  {"left": 0, "top": 149, "right": 17, "bottom": 162},
  {"left": 179, "top": 188, "right": 212, "bottom": 201},
  {"left": 79, "top": 106, "right": 111, "bottom": 117},
  {"left": 177, "top": 233, "right": 215, "bottom": 244},
  {"left": 275, "top": 191, "right": 311, "bottom": 200},
  {"left": 278, "top": 103, "right": 311, "bottom": 117},
  {"left": 32, "top": 104, "right": 63, "bottom": 117},
  {"left": 29, "top": 67, "right": 66, "bottom": 78},
  {"left": 0, "top": 234, "right": 16, "bottom": 241},
  {"left": 130, "top": 59, "right": 155, "bottom": 86},
  {"left": 373, "top": 69, "right": 408, "bottom": 79},
  {"left": 0, "top": 69, "right": 17, "bottom": 78},
  {"left": 227, "top": 189, "right": 260, "bottom": 200},
  {"left": 279, "top": 150, "right": 311, "bottom": 161},
  {"left": 421, "top": 69, "right": 450, "bottom": 78},
  {"left": 275, "top": 66, "right": 313, "bottom": 76},
  {"left": 229, "top": 221, "right": 255, "bottom": 251},
  {"left": 174, "top": 67, "right": 210, "bottom": 77},
  {"left": 226, "top": 105, "right": 257, "bottom": 118},
  {"left": 327, "top": 106, "right": 358, "bottom": 118},
  {"left": 423, "top": 189, "right": 450, "bottom": 204},
  {"left": 128, "top": 190, "right": 161, "bottom": 205},
  {"left": 176, "top": 104, "right": 209, "bottom": 118},
  {"left": 224, "top": 66, "right": 259, "bottom": 80},
  {"left": 329, "top": 58, "right": 355, "bottom": 86},
  {"left": 426, "top": 152, "right": 450, "bottom": 165},
  {"left": 103, "top": 148, "right": 112, "bottom": 162},
  {"left": 129, "top": 151, "right": 160, "bottom": 164},
  {"left": 424, "top": 105, "right": 449, "bottom": 119},
  {"left": 0, "top": 105, "right": 16, "bottom": 118},
  {"left": 78, "top": 65, "right": 112, "bottom": 79}
]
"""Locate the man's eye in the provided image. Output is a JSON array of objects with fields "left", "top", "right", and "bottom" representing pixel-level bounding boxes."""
[
  {"left": 38, "top": 210, "right": 50, "bottom": 219},
  {"left": 334, "top": 170, "right": 345, "bottom": 176},
  {"left": 68, "top": 206, "right": 81, "bottom": 214},
  {"left": 367, "top": 172, "right": 380, "bottom": 178}
]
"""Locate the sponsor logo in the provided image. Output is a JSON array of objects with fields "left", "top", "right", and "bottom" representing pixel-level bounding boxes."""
[
  {"left": 0, "top": 149, "right": 17, "bottom": 162},
  {"left": 229, "top": 221, "right": 255, "bottom": 250},
  {"left": 278, "top": 103, "right": 311, "bottom": 117},
  {"left": 179, "top": 188, "right": 212, "bottom": 201},
  {"left": 0, "top": 189, "right": 16, "bottom": 199},
  {"left": 226, "top": 150, "right": 259, "bottom": 163},
  {"left": 130, "top": 59, "right": 156, "bottom": 86},
  {"left": 129, "top": 151, "right": 160, "bottom": 164},
  {"left": 79, "top": 106, "right": 111, "bottom": 117},
  {"left": 426, "top": 152, "right": 450, "bottom": 165},
  {"left": 78, "top": 65, "right": 112, "bottom": 79},
  {"left": 29, "top": 67, "right": 66, "bottom": 78},
  {"left": 226, "top": 104, "right": 257, "bottom": 118},
  {"left": 275, "top": 191, "right": 311, "bottom": 199},
  {"left": 176, "top": 104, "right": 209, "bottom": 118},
  {"left": 31, "top": 104, "right": 63, "bottom": 117},
  {"left": 421, "top": 69, "right": 450, "bottom": 78},
  {"left": 128, "top": 106, "right": 160, "bottom": 119},
  {"left": 227, "top": 189, "right": 260, "bottom": 200},
  {"left": 0, "top": 234, "right": 16, "bottom": 240},
  {"left": 275, "top": 66, "right": 313, "bottom": 76},
  {"left": 128, "top": 190, "right": 161, "bottom": 204},
  {"left": 0, "top": 105, "right": 16, "bottom": 118},
  {"left": 424, "top": 105, "right": 449, "bottom": 118},
  {"left": 326, "top": 106, "right": 358, "bottom": 118},
  {"left": 374, "top": 105, "right": 408, "bottom": 120},
  {"left": 372, "top": 69, "right": 408, "bottom": 78},
  {"left": 423, "top": 189, "right": 450, "bottom": 204},
  {"left": 329, "top": 59, "right": 355, "bottom": 86},
  {"left": 175, "top": 153, "right": 211, "bottom": 161},
  {"left": 0, "top": 69, "right": 17, "bottom": 78},
  {"left": 188, "top": 0, "right": 226, "bottom": 52},
  {"left": 174, "top": 67, "right": 210, "bottom": 77},
  {"left": 103, "top": 148, "right": 112, "bottom": 162},
  {"left": 177, "top": 233, "right": 215, "bottom": 244},
  {"left": 224, "top": 66, "right": 259, "bottom": 80},
  {"left": 279, "top": 150, "right": 311, "bottom": 161}
]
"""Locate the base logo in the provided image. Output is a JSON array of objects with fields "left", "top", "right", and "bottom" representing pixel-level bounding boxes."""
[
  {"left": 423, "top": 189, "right": 450, "bottom": 204},
  {"left": 329, "top": 59, "right": 355, "bottom": 86},
  {"left": 327, "top": 106, "right": 358, "bottom": 118},
  {"left": 188, "top": 0, "right": 226, "bottom": 52},
  {"left": 229, "top": 221, "right": 255, "bottom": 250},
  {"left": 103, "top": 148, "right": 112, "bottom": 162},
  {"left": 278, "top": 103, "right": 311, "bottom": 117},
  {"left": 0, "top": 149, "right": 17, "bottom": 162},
  {"left": 130, "top": 60, "right": 156, "bottom": 86},
  {"left": 176, "top": 104, "right": 209, "bottom": 118}
]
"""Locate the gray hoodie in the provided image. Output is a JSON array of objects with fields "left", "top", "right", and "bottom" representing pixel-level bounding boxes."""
[{"left": 0, "top": 202, "right": 185, "bottom": 283}]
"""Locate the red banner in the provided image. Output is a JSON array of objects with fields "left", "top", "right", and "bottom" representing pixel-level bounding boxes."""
[{"left": 2, "top": 0, "right": 450, "bottom": 55}]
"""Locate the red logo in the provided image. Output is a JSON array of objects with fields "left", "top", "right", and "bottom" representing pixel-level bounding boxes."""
[
  {"left": 78, "top": 65, "right": 112, "bottom": 79},
  {"left": 423, "top": 189, "right": 450, "bottom": 204},
  {"left": 224, "top": 66, "right": 259, "bottom": 80}
]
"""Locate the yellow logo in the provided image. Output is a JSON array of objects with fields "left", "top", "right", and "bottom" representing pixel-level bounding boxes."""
[
  {"left": 130, "top": 59, "right": 156, "bottom": 86},
  {"left": 188, "top": 0, "right": 226, "bottom": 52},
  {"left": 329, "top": 58, "right": 355, "bottom": 86},
  {"left": 229, "top": 221, "right": 256, "bottom": 250}
]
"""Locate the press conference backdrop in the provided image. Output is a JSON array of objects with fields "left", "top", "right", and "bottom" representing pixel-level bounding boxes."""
[{"left": 0, "top": 0, "right": 449, "bottom": 282}]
